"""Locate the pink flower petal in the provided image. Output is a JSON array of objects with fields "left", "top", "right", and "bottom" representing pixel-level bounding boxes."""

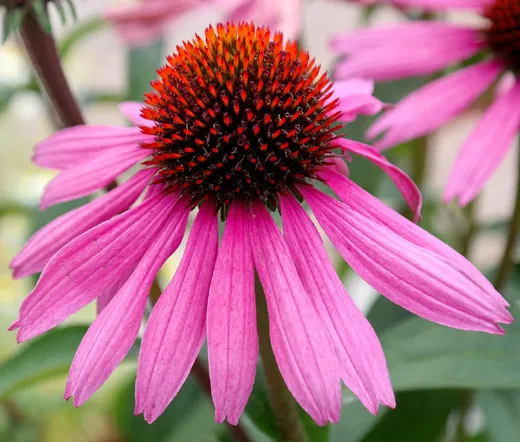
[
  {"left": 332, "top": 23, "right": 483, "bottom": 81},
  {"left": 321, "top": 168, "right": 510, "bottom": 309},
  {"left": 207, "top": 203, "right": 258, "bottom": 425},
  {"left": 135, "top": 203, "right": 219, "bottom": 423},
  {"left": 65, "top": 199, "right": 189, "bottom": 406},
  {"left": 301, "top": 184, "right": 511, "bottom": 334},
  {"left": 327, "top": 139, "right": 422, "bottom": 221},
  {"left": 33, "top": 125, "right": 151, "bottom": 170},
  {"left": 119, "top": 102, "right": 154, "bottom": 127},
  {"left": 368, "top": 60, "right": 503, "bottom": 149},
  {"left": 444, "top": 80, "right": 520, "bottom": 206},
  {"left": 11, "top": 169, "right": 154, "bottom": 279},
  {"left": 334, "top": 79, "right": 384, "bottom": 122},
  {"left": 13, "top": 192, "right": 180, "bottom": 342},
  {"left": 247, "top": 201, "right": 341, "bottom": 425},
  {"left": 280, "top": 194, "right": 395, "bottom": 414},
  {"left": 40, "top": 144, "right": 150, "bottom": 210}
]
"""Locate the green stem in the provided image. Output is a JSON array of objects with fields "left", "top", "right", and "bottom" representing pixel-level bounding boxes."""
[
  {"left": 255, "top": 279, "right": 309, "bottom": 442},
  {"left": 459, "top": 198, "right": 478, "bottom": 257},
  {"left": 409, "top": 136, "right": 429, "bottom": 187},
  {"left": 493, "top": 152, "right": 520, "bottom": 293}
]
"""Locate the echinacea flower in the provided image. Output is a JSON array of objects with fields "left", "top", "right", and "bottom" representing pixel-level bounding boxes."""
[
  {"left": 10, "top": 23, "right": 512, "bottom": 426},
  {"left": 332, "top": 0, "right": 520, "bottom": 206}
]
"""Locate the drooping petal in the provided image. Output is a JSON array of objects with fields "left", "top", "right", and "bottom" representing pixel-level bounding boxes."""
[
  {"left": 444, "top": 80, "right": 520, "bottom": 206},
  {"left": 135, "top": 202, "right": 219, "bottom": 423},
  {"left": 207, "top": 202, "right": 257, "bottom": 425},
  {"left": 330, "top": 138, "right": 422, "bottom": 221},
  {"left": 11, "top": 169, "right": 154, "bottom": 279},
  {"left": 333, "top": 78, "right": 384, "bottom": 122},
  {"left": 247, "top": 201, "right": 341, "bottom": 425},
  {"left": 65, "top": 199, "right": 189, "bottom": 406},
  {"left": 119, "top": 102, "right": 154, "bottom": 127},
  {"left": 13, "top": 192, "right": 179, "bottom": 342},
  {"left": 280, "top": 194, "right": 394, "bottom": 414},
  {"left": 40, "top": 144, "right": 150, "bottom": 209},
  {"left": 320, "top": 168, "right": 510, "bottom": 309},
  {"left": 331, "top": 23, "right": 483, "bottom": 81},
  {"left": 368, "top": 60, "right": 503, "bottom": 149},
  {"left": 33, "top": 125, "right": 151, "bottom": 169},
  {"left": 301, "top": 184, "right": 511, "bottom": 334}
]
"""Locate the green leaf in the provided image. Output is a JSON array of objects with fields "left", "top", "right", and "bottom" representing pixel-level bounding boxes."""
[
  {"left": 127, "top": 38, "right": 165, "bottom": 102},
  {"left": 245, "top": 371, "right": 329, "bottom": 441},
  {"left": 31, "top": 198, "right": 89, "bottom": 233},
  {"left": 244, "top": 374, "right": 279, "bottom": 439},
  {"left": 381, "top": 311, "right": 520, "bottom": 391},
  {"left": 0, "top": 326, "right": 88, "bottom": 397},
  {"left": 362, "top": 390, "right": 460, "bottom": 442},
  {"left": 52, "top": 0, "right": 68, "bottom": 25},
  {"left": 65, "top": 0, "right": 77, "bottom": 20},
  {"left": 330, "top": 397, "right": 386, "bottom": 442},
  {"left": 113, "top": 375, "right": 203, "bottom": 442},
  {"left": 0, "top": 326, "right": 141, "bottom": 398},
  {"left": 2, "top": 9, "right": 25, "bottom": 43},
  {"left": 366, "top": 296, "right": 411, "bottom": 334},
  {"left": 477, "top": 390, "right": 520, "bottom": 442},
  {"left": 32, "top": 0, "right": 52, "bottom": 35}
]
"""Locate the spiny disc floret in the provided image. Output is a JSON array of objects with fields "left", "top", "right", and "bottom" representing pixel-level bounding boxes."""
[
  {"left": 484, "top": 0, "right": 520, "bottom": 72},
  {"left": 140, "top": 22, "right": 341, "bottom": 212}
]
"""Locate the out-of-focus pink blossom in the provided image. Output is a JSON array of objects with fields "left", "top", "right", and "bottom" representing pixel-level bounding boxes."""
[
  {"left": 332, "top": 0, "right": 520, "bottom": 206},
  {"left": 105, "top": 0, "right": 200, "bottom": 47}
]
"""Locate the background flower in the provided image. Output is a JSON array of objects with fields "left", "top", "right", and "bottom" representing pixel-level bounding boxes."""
[{"left": 331, "top": 0, "right": 520, "bottom": 206}]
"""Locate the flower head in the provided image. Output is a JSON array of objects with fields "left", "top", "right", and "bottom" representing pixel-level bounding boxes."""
[
  {"left": 141, "top": 22, "right": 338, "bottom": 211},
  {"left": 10, "top": 22, "right": 512, "bottom": 426},
  {"left": 332, "top": 0, "right": 520, "bottom": 206}
]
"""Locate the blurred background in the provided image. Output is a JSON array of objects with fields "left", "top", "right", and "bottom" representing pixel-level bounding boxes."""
[{"left": 1, "top": 1, "right": 519, "bottom": 441}]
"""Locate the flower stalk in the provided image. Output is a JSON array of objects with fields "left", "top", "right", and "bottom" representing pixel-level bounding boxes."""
[
  {"left": 494, "top": 152, "right": 520, "bottom": 293},
  {"left": 19, "top": 8, "right": 84, "bottom": 127},
  {"left": 255, "top": 278, "right": 309, "bottom": 442}
]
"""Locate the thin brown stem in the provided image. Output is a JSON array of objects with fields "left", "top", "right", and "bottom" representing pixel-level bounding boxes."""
[{"left": 19, "top": 9, "right": 84, "bottom": 127}]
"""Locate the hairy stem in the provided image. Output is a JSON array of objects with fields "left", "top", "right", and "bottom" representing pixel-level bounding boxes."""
[{"left": 255, "top": 279, "right": 309, "bottom": 442}]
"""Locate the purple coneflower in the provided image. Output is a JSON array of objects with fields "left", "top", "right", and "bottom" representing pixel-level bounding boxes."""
[
  {"left": 332, "top": 0, "right": 520, "bottom": 206},
  {"left": 10, "top": 22, "right": 511, "bottom": 425}
]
